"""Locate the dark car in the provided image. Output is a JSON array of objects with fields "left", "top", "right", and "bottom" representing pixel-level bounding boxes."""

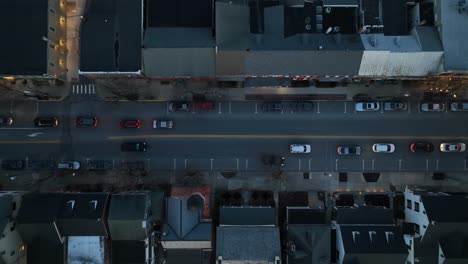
[
  {"left": 0, "top": 116, "right": 13, "bottom": 126},
  {"left": 87, "top": 160, "right": 112, "bottom": 171},
  {"left": 1, "top": 160, "right": 25, "bottom": 170},
  {"left": 169, "top": 101, "right": 191, "bottom": 112},
  {"left": 337, "top": 146, "right": 362, "bottom": 156},
  {"left": 34, "top": 117, "right": 58, "bottom": 127},
  {"left": 76, "top": 116, "right": 98, "bottom": 127},
  {"left": 410, "top": 142, "right": 434, "bottom": 153},
  {"left": 262, "top": 102, "right": 283, "bottom": 112},
  {"left": 120, "top": 119, "right": 141, "bottom": 129},
  {"left": 121, "top": 142, "right": 147, "bottom": 152},
  {"left": 289, "top": 102, "right": 313, "bottom": 112},
  {"left": 29, "top": 161, "right": 55, "bottom": 170}
]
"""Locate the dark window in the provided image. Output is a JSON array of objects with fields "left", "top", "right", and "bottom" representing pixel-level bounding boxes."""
[
  {"left": 407, "top": 199, "right": 412, "bottom": 209},
  {"left": 423, "top": 210, "right": 426, "bottom": 214},
  {"left": 415, "top": 202, "right": 420, "bottom": 212},
  {"left": 49, "top": 26, "right": 55, "bottom": 32},
  {"left": 10, "top": 222, "right": 15, "bottom": 231},
  {"left": 415, "top": 224, "right": 420, "bottom": 234},
  {"left": 423, "top": 225, "right": 427, "bottom": 229},
  {"left": 49, "top": 8, "right": 55, "bottom": 13}
]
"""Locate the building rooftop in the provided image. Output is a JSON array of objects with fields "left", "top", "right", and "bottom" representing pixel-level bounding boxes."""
[
  {"left": 287, "top": 224, "right": 331, "bottom": 264},
  {"left": 112, "top": 241, "right": 146, "bottom": 264},
  {"left": 163, "top": 249, "right": 211, "bottom": 264},
  {"left": 421, "top": 194, "right": 468, "bottom": 223},
  {"left": 147, "top": 0, "right": 212, "bottom": 27},
  {"left": 0, "top": 0, "right": 48, "bottom": 75},
  {"left": 220, "top": 206, "right": 276, "bottom": 225},
  {"left": 287, "top": 207, "right": 329, "bottom": 225},
  {"left": 67, "top": 236, "right": 104, "bottom": 264},
  {"left": 80, "top": 0, "right": 142, "bottom": 73},
  {"left": 336, "top": 206, "right": 394, "bottom": 224}
]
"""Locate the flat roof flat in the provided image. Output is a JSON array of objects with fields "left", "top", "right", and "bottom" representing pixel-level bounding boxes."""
[{"left": 147, "top": 0, "right": 212, "bottom": 27}]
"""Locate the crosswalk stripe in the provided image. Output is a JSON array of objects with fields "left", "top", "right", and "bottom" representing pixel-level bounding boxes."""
[{"left": 72, "top": 84, "right": 95, "bottom": 94}]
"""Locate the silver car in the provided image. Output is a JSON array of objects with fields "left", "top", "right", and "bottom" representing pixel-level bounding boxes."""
[
  {"left": 57, "top": 161, "right": 81, "bottom": 170},
  {"left": 355, "top": 102, "right": 380, "bottom": 111},
  {"left": 450, "top": 102, "right": 468, "bottom": 112},
  {"left": 421, "top": 102, "right": 445, "bottom": 112},
  {"left": 384, "top": 102, "right": 407, "bottom": 111}
]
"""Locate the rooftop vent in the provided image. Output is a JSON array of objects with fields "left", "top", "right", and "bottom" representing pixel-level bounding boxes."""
[
  {"left": 385, "top": 231, "right": 394, "bottom": 244},
  {"left": 352, "top": 231, "right": 360, "bottom": 243},
  {"left": 368, "top": 231, "right": 376, "bottom": 243},
  {"left": 67, "top": 200, "right": 75, "bottom": 211},
  {"left": 90, "top": 200, "right": 98, "bottom": 210}
]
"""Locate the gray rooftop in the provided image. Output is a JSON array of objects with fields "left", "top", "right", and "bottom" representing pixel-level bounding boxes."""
[
  {"left": 144, "top": 28, "right": 214, "bottom": 48},
  {"left": 438, "top": 230, "right": 468, "bottom": 260},
  {"left": 0, "top": 0, "right": 48, "bottom": 75},
  {"left": 108, "top": 193, "right": 151, "bottom": 240},
  {"left": 80, "top": 0, "right": 142, "bottom": 72},
  {"left": 216, "top": 226, "right": 281, "bottom": 262},
  {"left": 287, "top": 224, "right": 331, "bottom": 264},
  {"left": 336, "top": 206, "right": 394, "bottom": 224},
  {"left": 437, "top": 0, "right": 468, "bottom": 71},
  {"left": 220, "top": 207, "right": 276, "bottom": 225},
  {"left": 164, "top": 249, "right": 211, "bottom": 264},
  {"left": 111, "top": 241, "right": 146, "bottom": 264},
  {"left": 287, "top": 207, "right": 330, "bottom": 225},
  {"left": 421, "top": 195, "right": 468, "bottom": 223}
]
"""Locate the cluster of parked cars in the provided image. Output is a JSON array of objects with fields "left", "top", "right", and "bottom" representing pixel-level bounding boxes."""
[
  {"left": 288, "top": 142, "right": 466, "bottom": 154},
  {"left": 355, "top": 101, "right": 468, "bottom": 112}
]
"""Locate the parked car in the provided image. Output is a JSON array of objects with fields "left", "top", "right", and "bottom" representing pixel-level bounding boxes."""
[
  {"left": 289, "top": 102, "right": 313, "bottom": 112},
  {"left": 153, "top": 119, "right": 174, "bottom": 129},
  {"left": 421, "top": 102, "right": 445, "bottom": 112},
  {"left": 29, "top": 161, "right": 55, "bottom": 170},
  {"left": 355, "top": 102, "right": 380, "bottom": 111},
  {"left": 290, "top": 144, "right": 311, "bottom": 153},
  {"left": 194, "top": 101, "right": 215, "bottom": 111},
  {"left": 440, "top": 143, "right": 466, "bottom": 153},
  {"left": 34, "top": 117, "right": 58, "bottom": 127},
  {"left": 87, "top": 160, "right": 112, "bottom": 171},
  {"left": 262, "top": 102, "right": 283, "bottom": 112},
  {"left": 410, "top": 142, "right": 434, "bottom": 153},
  {"left": 121, "top": 142, "right": 147, "bottom": 152},
  {"left": 0, "top": 116, "right": 13, "bottom": 126},
  {"left": 384, "top": 102, "right": 407, "bottom": 111},
  {"left": 76, "top": 116, "right": 98, "bottom": 127},
  {"left": 1, "top": 160, "right": 25, "bottom": 170},
  {"left": 372, "top": 143, "right": 395, "bottom": 153},
  {"left": 450, "top": 101, "right": 468, "bottom": 112},
  {"left": 169, "top": 101, "right": 191, "bottom": 112},
  {"left": 120, "top": 119, "right": 141, "bottom": 129},
  {"left": 337, "top": 146, "right": 361, "bottom": 155},
  {"left": 57, "top": 161, "right": 81, "bottom": 170}
]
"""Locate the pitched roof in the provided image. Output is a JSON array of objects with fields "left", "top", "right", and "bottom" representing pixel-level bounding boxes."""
[
  {"left": 171, "top": 186, "right": 211, "bottom": 219},
  {"left": 421, "top": 195, "right": 468, "bottom": 223},
  {"left": 216, "top": 226, "right": 281, "bottom": 262},
  {"left": 339, "top": 225, "right": 407, "bottom": 254},
  {"left": 220, "top": 207, "right": 276, "bottom": 225},
  {"left": 57, "top": 193, "right": 109, "bottom": 236},
  {"left": 287, "top": 207, "right": 330, "bottom": 225},
  {"left": 80, "top": 0, "right": 142, "bottom": 72},
  {"left": 287, "top": 225, "right": 331, "bottom": 264},
  {"left": 0, "top": 0, "right": 48, "bottom": 75},
  {"left": 108, "top": 193, "right": 150, "bottom": 240},
  {"left": 438, "top": 230, "right": 468, "bottom": 259},
  {"left": 336, "top": 206, "right": 394, "bottom": 225}
]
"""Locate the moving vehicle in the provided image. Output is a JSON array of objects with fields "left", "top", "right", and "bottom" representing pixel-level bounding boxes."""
[
  {"left": 153, "top": 119, "right": 174, "bottom": 129},
  {"left": 421, "top": 102, "right": 445, "bottom": 112},
  {"left": 290, "top": 144, "right": 311, "bottom": 154},
  {"left": 87, "top": 160, "right": 112, "bottom": 171},
  {"left": 355, "top": 102, "right": 380, "bottom": 111},
  {"left": 1, "top": 160, "right": 25, "bottom": 170},
  {"left": 121, "top": 142, "right": 147, "bottom": 152},
  {"left": 289, "top": 102, "right": 313, "bottom": 112},
  {"left": 450, "top": 101, "right": 468, "bottom": 112},
  {"left": 262, "top": 102, "right": 283, "bottom": 112},
  {"left": 194, "top": 101, "right": 215, "bottom": 111},
  {"left": 169, "top": 101, "right": 191, "bottom": 112},
  {"left": 57, "top": 161, "right": 81, "bottom": 170},
  {"left": 384, "top": 102, "right": 407, "bottom": 111},
  {"left": 120, "top": 119, "right": 141, "bottom": 129},
  {"left": 372, "top": 143, "right": 395, "bottom": 153},
  {"left": 410, "top": 142, "right": 434, "bottom": 153},
  {"left": 34, "top": 117, "right": 58, "bottom": 127},
  {"left": 440, "top": 143, "right": 466, "bottom": 153},
  {"left": 76, "top": 116, "right": 98, "bottom": 127},
  {"left": 0, "top": 116, "right": 13, "bottom": 126},
  {"left": 337, "top": 146, "right": 361, "bottom": 156}
]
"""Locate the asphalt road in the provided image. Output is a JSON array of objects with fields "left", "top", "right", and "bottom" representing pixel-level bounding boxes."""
[{"left": 0, "top": 100, "right": 467, "bottom": 173}]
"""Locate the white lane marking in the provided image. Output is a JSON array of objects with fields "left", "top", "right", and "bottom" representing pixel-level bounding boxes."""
[
  {"left": 335, "top": 159, "right": 338, "bottom": 171},
  {"left": 308, "top": 159, "right": 311, "bottom": 171},
  {"left": 27, "top": 132, "right": 44, "bottom": 138},
  {"left": 173, "top": 158, "right": 176, "bottom": 170},
  {"left": 426, "top": 159, "right": 429, "bottom": 172},
  {"left": 317, "top": 102, "right": 320, "bottom": 114},
  {"left": 229, "top": 102, "right": 232, "bottom": 114},
  {"left": 255, "top": 103, "right": 258, "bottom": 114},
  {"left": 380, "top": 106, "right": 384, "bottom": 114},
  {"left": 218, "top": 102, "right": 222, "bottom": 114},
  {"left": 399, "top": 159, "right": 402, "bottom": 172},
  {"left": 362, "top": 159, "right": 365, "bottom": 171},
  {"left": 298, "top": 159, "right": 301, "bottom": 170},
  {"left": 236, "top": 158, "right": 239, "bottom": 170},
  {"left": 372, "top": 159, "right": 375, "bottom": 171},
  {"left": 210, "top": 159, "right": 214, "bottom": 171},
  {"left": 245, "top": 159, "right": 249, "bottom": 171},
  {"left": 344, "top": 102, "right": 347, "bottom": 114},
  {"left": 85, "top": 85, "right": 88, "bottom": 94},
  {"left": 436, "top": 159, "right": 439, "bottom": 171},
  {"left": 72, "top": 85, "right": 75, "bottom": 93}
]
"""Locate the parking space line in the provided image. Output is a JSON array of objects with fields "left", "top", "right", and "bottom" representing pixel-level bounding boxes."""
[
  {"left": 308, "top": 159, "right": 311, "bottom": 171},
  {"left": 399, "top": 159, "right": 402, "bottom": 172},
  {"left": 184, "top": 159, "right": 187, "bottom": 169},
  {"left": 245, "top": 159, "right": 249, "bottom": 171},
  {"left": 236, "top": 158, "right": 239, "bottom": 170},
  {"left": 298, "top": 159, "right": 301, "bottom": 170},
  {"left": 380, "top": 106, "right": 384, "bottom": 114},
  {"left": 229, "top": 102, "right": 232, "bottom": 114},
  {"left": 407, "top": 101, "right": 411, "bottom": 114},
  {"left": 173, "top": 158, "right": 176, "bottom": 170},
  {"left": 317, "top": 102, "right": 320, "bottom": 114},
  {"left": 426, "top": 159, "right": 429, "bottom": 172},
  {"left": 436, "top": 159, "right": 439, "bottom": 171},
  {"left": 362, "top": 159, "right": 365, "bottom": 171},
  {"left": 372, "top": 159, "right": 375, "bottom": 171},
  {"left": 255, "top": 103, "right": 258, "bottom": 114},
  {"left": 210, "top": 159, "right": 214, "bottom": 171},
  {"left": 344, "top": 102, "right": 347, "bottom": 114},
  {"left": 335, "top": 159, "right": 338, "bottom": 171},
  {"left": 218, "top": 102, "right": 222, "bottom": 114},
  {"left": 80, "top": 85, "right": 83, "bottom": 94}
]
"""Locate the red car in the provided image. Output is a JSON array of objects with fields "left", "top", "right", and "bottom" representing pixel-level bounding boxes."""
[
  {"left": 120, "top": 119, "right": 141, "bottom": 128},
  {"left": 195, "top": 101, "right": 215, "bottom": 111}
]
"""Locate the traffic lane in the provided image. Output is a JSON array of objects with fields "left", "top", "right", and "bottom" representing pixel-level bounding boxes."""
[{"left": 0, "top": 143, "right": 61, "bottom": 160}]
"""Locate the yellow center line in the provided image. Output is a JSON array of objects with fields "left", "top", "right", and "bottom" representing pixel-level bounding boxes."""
[
  {"left": 0, "top": 140, "right": 63, "bottom": 144},
  {"left": 107, "top": 134, "right": 468, "bottom": 140}
]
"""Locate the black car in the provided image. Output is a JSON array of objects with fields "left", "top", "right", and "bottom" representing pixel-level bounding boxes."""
[
  {"left": 87, "top": 160, "right": 112, "bottom": 171},
  {"left": 76, "top": 116, "right": 98, "bottom": 127},
  {"left": 289, "top": 102, "right": 313, "bottom": 112},
  {"left": 0, "top": 116, "right": 13, "bottom": 126},
  {"left": 262, "top": 102, "right": 283, "bottom": 112},
  {"left": 1, "top": 160, "right": 25, "bottom": 170},
  {"left": 410, "top": 142, "right": 434, "bottom": 153},
  {"left": 168, "top": 101, "right": 191, "bottom": 112},
  {"left": 121, "top": 142, "right": 147, "bottom": 152},
  {"left": 34, "top": 117, "right": 58, "bottom": 127}
]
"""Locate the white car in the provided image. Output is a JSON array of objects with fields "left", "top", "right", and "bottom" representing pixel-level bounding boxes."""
[
  {"left": 290, "top": 144, "right": 311, "bottom": 154},
  {"left": 372, "top": 143, "right": 395, "bottom": 153},
  {"left": 153, "top": 119, "right": 174, "bottom": 129},
  {"left": 450, "top": 102, "right": 468, "bottom": 112},
  {"left": 440, "top": 143, "right": 466, "bottom": 152},
  {"left": 355, "top": 102, "right": 380, "bottom": 111},
  {"left": 57, "top": 161, "right": 81, "bottom": 170}
]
